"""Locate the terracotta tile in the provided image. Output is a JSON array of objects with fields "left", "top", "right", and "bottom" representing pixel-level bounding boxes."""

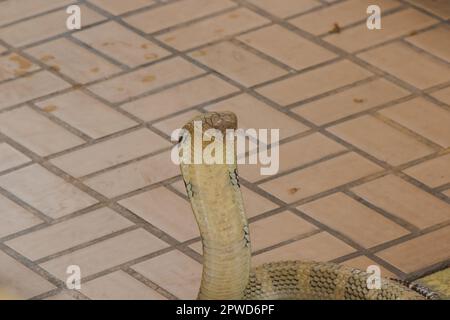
[
  {"left": 326, "top": 1, "right": 356, "bottom": 5},
  {"left": 0, "top": 106, "right": 84, "bottom": 156},
  {"left": 153, "top": 110, "right": 202, "bottom": 136},
  {"left": 376, "top": 226, "right": 450, "bottom": 273},
  {"left": 0, "top": 194, "right": 42, "bottom": 238},
  {"left": 299, "top": 193, "right": 409, "bottom": 248},
  {"left": 0, "top": 143, "right": 30, "bottom": 172},
  {"left": 324, "top": 9, "right": 437, "bottom": 52},
  {"left": 352, "top": 175, "right": 450, "bottom": 229},
  {"left": 45, "top": 292, "right": 76, "bottom": 300},
  {"left": 406, "top": 26, "right": 450, "bottom": 63},
  {"left": 74, "top": 21, "right": 170, "bottom": 67},
  {"left": 404, "top": 153, "right": 450, "bottom": 188},
  {"left": 206, "top": 94, "right": 309, "bottom": 140},
  {"left": 1, "top": 0, "right": 449, "bottom": 298},
  {"left": 157, "top": 8, "right": 269, "bottom": 51},
  {"left": 252, "top": 232, "right": 355, "bottom": 266},
  {"left": 81, "top": 271, "right": 166, "bottom": 300},
  {"left": 0, "top": 164, "right": 97, "bottom": 219},
  {"left": 36, "top": 91, "right": 137, "bottom": 139},
  {"left": 121, "top": 74, "right": 238, "bottom": 122},
  {"left": 328, "top": 115, "right": 434, "bottom": 165},
  {"left": 40, "top": 229, "right": 168, "bottom": 280},
  {"left": 290, "top": 0, "right": 401, "bottom": 36},
  {"left": 131, "top": 250, "right": 202, "bottom": 299},
  {"left": 405, "top": 0, "right": 450, "bottom": 19},
  {"left": 0, "top": 251, "right": 55, "bottom": 299},
  {"left": 380, "top": 98, "right": 450, "bottom": 148},
  {"left": 88, "top": 57, "right": 204, "bottom": 103},
  {"left": 170, "top": 180, "right": 188, "bottom": 194},
  {"left": 259, "top": 152, "right": 381, "bottom": 203},
  {"left": 358, "top": 42, "right": 450, "bottom": 90},
  {"left": 51, "top": 128, "right": 170, "bottom": 178},
  {"left": 238, "top": 25, "right": 336, "bottom": 70},
  {"left": 26, "top": 38, "right": 121, "bottom": 84},
  {"left": 125, "top": 0, "right": 236, "bottom": 34},
  {"left": 190, "top": 42, "right": 286, "bottom": 87},
  {"left": 241, "top": 187, "right": 279, "bottom": 218},
  {"left": 119, "top": 187, "right": 198, "bottom": 242},
  {"left": 293, "top": 79, "right": 409, "bottom": 125},
  {"left": 248, "top": 0, "right": 320, "bottom": 18},
  {"left": 189, "top": 241, "right": 203, "bottom": 255},
  {"left": 256, "top": 60, "right": 372, "bottom": 106},
  {"left": 0, "top": 5, "right": 105, "bottom": 47},
  {"left": 239, "top": 132, "right": 345, "bottom": 182},
  {"left": 0, "top": 71, "right": 70, "bottom": 110},
  {"left": 0, "top": 53, "right": 39, "bottom": 81},
  {"left": 250, "top": 211, "right": 317, "bottom": 251},
  {"left": 340, "top": 256, "right": 395, "bottom": 279},
  {"left": 432, "top": 86, "right": 450, "bottom": 104},
  {"left": 88, "top": 0, "right": 155, "bottom": 15},
  {"left": 6, "top": 208, "right": 132, "bottom": 261},
  {"left": 0, "top": 0, "right": 72, "bottom": 27},
  {"left": 84, "top": 150, "right": 179, "bottom": 198}
]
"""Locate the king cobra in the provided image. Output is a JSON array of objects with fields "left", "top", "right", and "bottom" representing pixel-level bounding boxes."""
[{"left": 179, "top": 111, "right": 439, "bottom": 300}]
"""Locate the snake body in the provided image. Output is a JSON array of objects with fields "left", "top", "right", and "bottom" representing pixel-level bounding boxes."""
[{"left": 179, "top": 112, "right": 435, "bottom": 300}]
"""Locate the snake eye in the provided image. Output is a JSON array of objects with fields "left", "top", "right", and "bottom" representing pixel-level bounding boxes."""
[
  {"left": 178, "top": 132, "right": 187, "bottom": 144},
  {"left": 178, "top": 129, "right": 190, "bottom": 144}
]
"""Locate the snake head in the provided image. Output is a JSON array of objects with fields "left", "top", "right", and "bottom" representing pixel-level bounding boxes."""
[
  {"left": 178, "top": 111, "right": 239, "bottom": 164},
  {"left": 182, "top": 111, "right": 238, "bottom": 138}
]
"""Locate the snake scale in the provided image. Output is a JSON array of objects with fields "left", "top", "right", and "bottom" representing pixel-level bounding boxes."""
[{"left": 179, "top": 111, "right": 439, "bottom": 300}]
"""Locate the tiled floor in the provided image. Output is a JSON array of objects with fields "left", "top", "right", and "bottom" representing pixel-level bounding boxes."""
[{"left": 0, "top": 0, "right": 449, "bottom": 300}]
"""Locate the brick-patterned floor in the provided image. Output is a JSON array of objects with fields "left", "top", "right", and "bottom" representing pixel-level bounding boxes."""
[{"left": 0, "top": 0, "right": 449, "bottom": 300}]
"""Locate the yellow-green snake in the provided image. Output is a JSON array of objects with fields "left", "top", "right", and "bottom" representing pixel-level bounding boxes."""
[{"left": 179, "top": 111, "right": 439, "bottom": 300}]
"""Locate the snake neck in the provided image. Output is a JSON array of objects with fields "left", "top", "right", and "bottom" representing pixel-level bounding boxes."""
[{"left": 181, "top": 162, "right": 251, "bottom": 300}]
